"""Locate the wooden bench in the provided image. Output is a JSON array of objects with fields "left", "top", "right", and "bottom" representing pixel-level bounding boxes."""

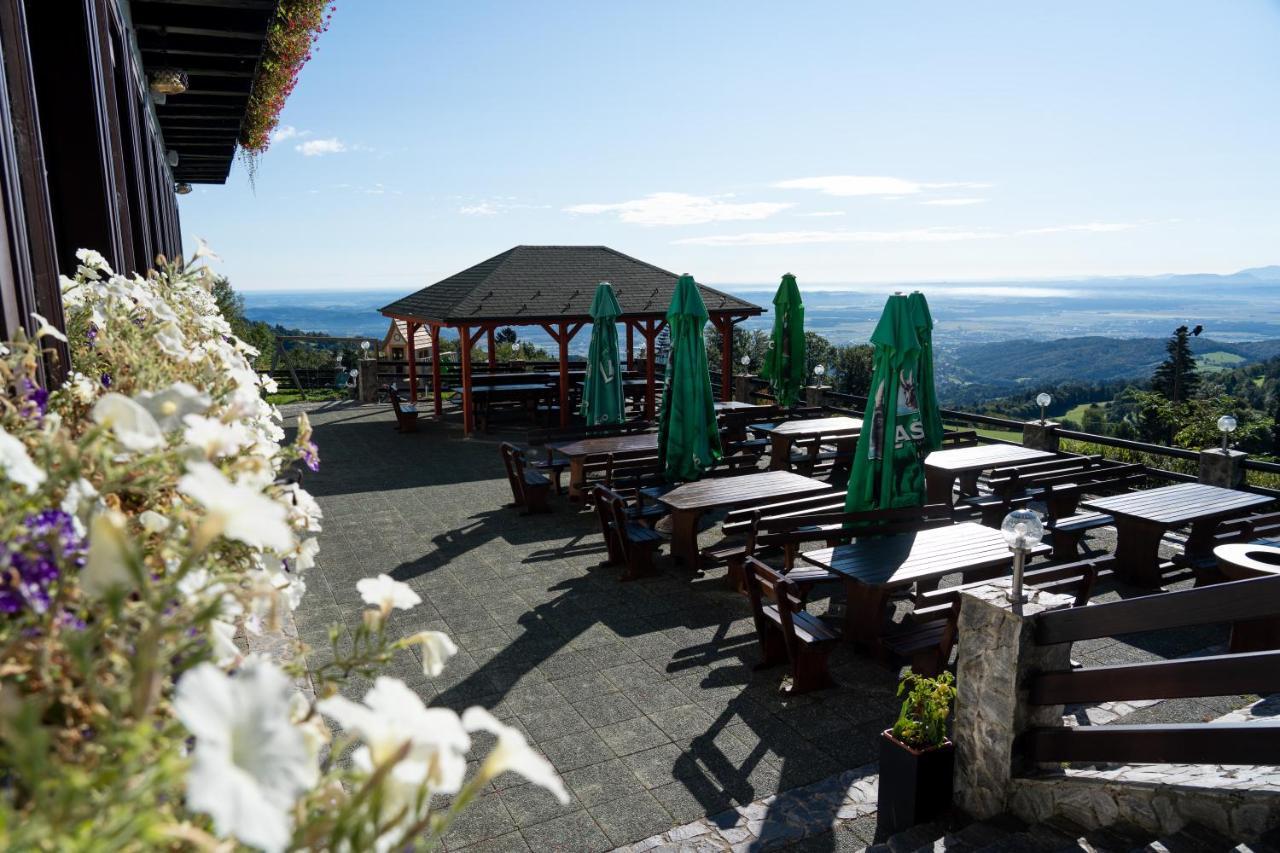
[
  {"left": 962, "top": 461, "right": 1144, "bottom": 529},
  {"left": 891, "top": 556, "right": 1111, "bottom": 676},
  {"left": 498, "top": 442, "right": 551, "bottom": 514},
  {"left": 592, "top": 485, "right": 663, "bottom": 580},
  {"left": 744, "top": 556, "right": 840, "bottom": 694},
  {"left": 389, "top": 389, "right": 420, "bottom": 433},
  {"left": 527, "top": 420, "right": 651, "bottom": 494},
  {"left": 939, "top": 429, "right": 979, "bottom": 449}
]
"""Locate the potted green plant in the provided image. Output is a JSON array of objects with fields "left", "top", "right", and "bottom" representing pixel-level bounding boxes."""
[{"left": 877, "top": 670, "right": 958, "bottom": 833}]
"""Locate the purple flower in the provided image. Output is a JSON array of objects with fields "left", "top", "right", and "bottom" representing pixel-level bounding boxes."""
[
  {"left": 0, "top": 509, "right": 86, "bottom": 615},
  {"left": 301, "top": 441, "right": 320, "bottom": 472},
  {"left": 87, "top": 325, "right": 98, "bottom": 346},
  {"left": 19, "top": 378, "right": 48, "bottom": 421},
  {"left": 100, "top": 373, "right": 112, "bottom": 389}
]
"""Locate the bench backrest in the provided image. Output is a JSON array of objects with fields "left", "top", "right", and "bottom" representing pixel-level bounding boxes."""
[
  {"left": 722, "top": 488, "right": 847, "bottom": 534},
  {"left": 527, "top": 419, "right": 652, "bottom": 448},
  {"left": 747, "top": 504, "right": 952, "bottom": 568},
  {"left": 780, "top": 406, "right": 828, "bottom": 421},
  {"left": 499, "top": 442, "right": 526, "bottom": 505},
  {"left": 940, "top": 429, "right": 979, "bottom": 449},
  {"left": 918, "top": 554, "right": 1112, "bottom": 611},
  {"left": 744, "top": 556, "right": 808, "bottom": 660}
]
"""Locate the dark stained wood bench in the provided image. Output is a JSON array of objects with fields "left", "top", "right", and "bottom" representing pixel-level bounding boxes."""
[
  {"left": 744, "top": 556, "right": 840, "bottom": 694},
  {"left": 499, "top": 442, "right": 551, "bottom": 514},
  {"left": 891, "top": 556, "right": 1111, "bottom": 676},
  {"left": 592, "top": 485, "right": 663, "bottom": 580},
  {"left": 527, "top": 419, "right": 651, "bottom": 494},
  {"left": 389, "top": 389, "right": 419, "bottom": 433},
  {"left": 939, "top": 429, "right": 979, "bottom": 449}
]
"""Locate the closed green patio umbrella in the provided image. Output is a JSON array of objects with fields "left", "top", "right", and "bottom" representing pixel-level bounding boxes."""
[
  {"left": 845, "top": 293, "right": 930, "bottom": 512},
  {"left": 659, "top": 274, "right": 723, "bottom": 482},
  {"left": 908, "top": 291, "right": 944, "bottom": 453},
  {"left": 580, "top": 281, "right": 625, "bottom": 426},
  {"left": 759, "top": 273, "right": 807, "bottom": 408}
]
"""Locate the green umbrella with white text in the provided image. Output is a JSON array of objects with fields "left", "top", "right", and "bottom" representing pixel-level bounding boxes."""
[
  {"left": 580, "top": 282, "right": 625, "bottom": 426},
  {"left": 845, "top": 294, "right": 929, "bottom": 512},
  {"left": 759, "top": 273, "right": 806, "bottom": 408},
  {"left": 658, "top": 274, "right": 723, "bottom": 482}
]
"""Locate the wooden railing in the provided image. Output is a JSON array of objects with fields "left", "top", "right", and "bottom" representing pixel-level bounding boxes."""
[{"left": 1019, "top": 574, "right": 1280, "bottom": 766}]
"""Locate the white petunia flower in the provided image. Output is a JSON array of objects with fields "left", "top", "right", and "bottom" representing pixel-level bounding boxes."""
[
  {"left": 318, "top": 677, "right": 470, "bottom": 836},
  {"left": 64, "top": 371, "right": 99, "bottom": 405},
  {"left": 138, "top": 509, "right": 170, "bottom": 533},
  {"left": 60, "top": 477, "right": 99, "bottom": 536},
  {"left": 292, "top": 537, "right": 320, "bottom": 571},
  {"left": 30, "top": 312, "right": 68, "bottom": 342},
  {"left": 154, "top": 322, "right": 188, "bottom": 359},
  {"left": 178, "top": 461, "right": 294, "bottom": 553},
  {"left": 462, "top": 707, "right": 570, "bottom": 803},
  {"left": 182, "top": 414, "right": 251, "bottom": 459},
  {"left": 0, "top": 427, "right": 46, "bottom": 494},
  {"left": 174, "top": 660, "right": 316, "bottom": 853},
  {"left": 209, "top": 618, "right": 240, "bottom": 666},
  {"left": 136, "top": 382, "right": 211, "bottom": 432},
  {"left": 401, "top": 631, "right": 458, "bottom": 677},
  {"left": 356, "top": 574, "right": 421, "bottom": 613},
  {"left": 91, "top": 393, "right": 165, "bottom": 452},
  {"left": 82, "top": 511, "right": 136, "bottom": 598},
  {"left": 260, "top": 373, "right": 279, "bottom": 393}
]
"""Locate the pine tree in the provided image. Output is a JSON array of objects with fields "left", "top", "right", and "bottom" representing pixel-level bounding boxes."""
[{"left": 1151, "top": 325, "right": 1200, "bottom": 402}]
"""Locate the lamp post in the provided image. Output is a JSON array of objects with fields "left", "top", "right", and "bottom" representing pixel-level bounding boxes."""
[
  {"left": 1036, "top": 392, "right": 1052, "bottom": 425},
  {"left": 740, "top": 354, "right": 750, "bottom": 369},
  {"left": 360, "top": 340, "right": 372, "bottom": 360},
  {"left": 1218, "top": 414, "right": 1237, "bottom": 453},
  {"left": 813, "top": 364, "right": 825, "bottom": 381},
  {"left": 1001, "top": 508, "right": 1044, "bottom": 604}
]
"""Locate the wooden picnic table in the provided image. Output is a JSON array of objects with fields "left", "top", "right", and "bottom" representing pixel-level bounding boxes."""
[
  {"left": 549, "top": 432, "right": 659, "bottom": 500},
  {"left": 923, "top": 444, "right": 1056, "bottom": 505},
  {"left": 1215, "top": 540, "right": 1280, "bottom": 652},
  {"left": 452, "top": 383, "right": 557, "bottom": 431},
  {"left": 1084, "top": 483, "right": 1275, "bottom": 587},
  {"left": 800, "top": 521, "right": 1050, "bottom": 650},
  {"left": 749, "top": 416, "right": 863, "bottom": 471},
  {"left": 658, "top": 471, "right": 830, "bottom": 570}
]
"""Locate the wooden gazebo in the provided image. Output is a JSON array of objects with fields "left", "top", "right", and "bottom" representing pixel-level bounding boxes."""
[{"left": 380, "top": 246, "right": 764, "bottom": 433}]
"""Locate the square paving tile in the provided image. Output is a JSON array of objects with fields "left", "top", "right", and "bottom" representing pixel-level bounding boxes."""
[
  {"left": 562, "top": 758, "right": 648, "bottom": 808},
  {"left": 518, "top": 809, "right": 612, "bottom": 853},
  {"left": 589, "top": 789, "right": 676, "bottom": 847},
  {"left": 596, "top": 715, "right": 672, "bottom": 757}
]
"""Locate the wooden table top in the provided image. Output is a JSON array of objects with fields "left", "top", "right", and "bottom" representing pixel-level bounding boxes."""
[
  {"left": 924, "top": 444, "right": 1054, "bottom": 473},
  {"left": 800, "top": 521, "right": 1050, "bottom": 589},
  {"left": 455, "top": 383, "right": 556, "bottom": 394},
  {"left": 548, "top": 432, "right": 658, "bottom": 459},
  {"left": 715, "top": 401, "right": 774, "bottom": 412},
  {"left": 1083, "top": 482, "right": 1273, "bottom": 526},
  {"left": 658, "top": 470, "right": 828, "bottom": 512},
  {"left": 748, "top": 416, "right": 863, "bottom": 437}
]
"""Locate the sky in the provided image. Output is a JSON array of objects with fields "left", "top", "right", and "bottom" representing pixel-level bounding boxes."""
[{"left": 178, "top": 1, "right": 1280, "bottom": 292}]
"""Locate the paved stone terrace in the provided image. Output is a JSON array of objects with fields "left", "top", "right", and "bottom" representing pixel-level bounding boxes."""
[{"left": 284, "top": 401, "right": 1259, "bottom": 852}]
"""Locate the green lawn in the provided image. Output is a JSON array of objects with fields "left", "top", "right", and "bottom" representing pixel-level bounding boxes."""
[
  {"left": 1198, "top": 350, "right": 1246, "bottom": 372},
  {"left": 1065, "top": 400, "right": 1110, "bottom": 423}
]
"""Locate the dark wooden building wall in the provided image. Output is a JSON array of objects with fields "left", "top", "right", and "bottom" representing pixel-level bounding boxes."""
[{"left": 0, "top": 0, "right": 184, "bottom": 381}]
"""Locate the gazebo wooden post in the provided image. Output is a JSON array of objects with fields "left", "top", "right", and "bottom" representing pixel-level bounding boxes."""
[
  {"left": 625, "top": 322, "right": 635, "bottom": 372},
  {"left": 643, "top": 319, "right": 657, "bottom": 420},
  {"left": 405, "top": 321, "right": 421, "bottom": 403},
  {"left": 557, "top": 322, "right": 570, "bottom": 427},
  {"left": 429, "top": 324, "right": 442, "bottom": 418},
  {"left": 715, "top": 315, "right": 734, "bottom": 402},
  {"left": 486, "top": 327, "right": 496, "bottom": 369},
  {"left": 459, "top": 324, "right": 474, "bottom": 434}
]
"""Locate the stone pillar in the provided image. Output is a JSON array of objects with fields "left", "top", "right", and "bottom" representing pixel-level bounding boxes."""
[
  {"left": 1199, "top": 448, "right": 1247, "bottom": 489},
  {"left": 804, "top": 384, "right": 830, "bottom": 407},
  {"left": 953, "top": 580, "right": 1075, "bottom": 819},
  {"left": 357, "top": 358, "right": 379, "bottom": 403},
  {"left": 1022, "top": 420, "right": 1060, "bottom": 452},
  {"left": 733, "top": 373, "right": 753, "bottom": 403}
]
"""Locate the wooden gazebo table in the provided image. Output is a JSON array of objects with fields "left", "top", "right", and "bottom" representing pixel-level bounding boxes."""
[
  {"left": 548, "top": 432, "right": 659, "bottom": 500},
  {"left": 1215, "top": 540, "right": 1280, "bottom": 652},
  {"left": 657, "top": 471, "right": 830, "bottom": 570},
  {"left": 1083, "top": 483, "right": 1274, "bottom": 587},
  {"left": 800, "top": 522, "right": 1050, "bottom": 650},
  {"left": 749, "top": 416, "right": 863, "bottom": 471},
  {"left": 923, "top": 444, "right": 1055, "bottom": 505}
]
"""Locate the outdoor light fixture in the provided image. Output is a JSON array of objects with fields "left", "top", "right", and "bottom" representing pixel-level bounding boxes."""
[
  {"left": 813, "top": 364, "right": 825, "bottom": 378},
  {"left": 149, "top": 68, "right": 189, "bottom": 96},
  {"left": 1001, "top": 508, "right": 1044, "bottom": 604},
  {"left": 740, "top": 355, "right": 750, "bottom": 367},
  {"left": 1036, "top": 392, "right": 1051, "bottom": 424},
  {"left": 361, "top": 340, "right": 372, "bottom": 360},
  {"left": 174, "top": 182, "right": 192, "bottom": 195},
  {"left": 167, "top": 150, "right": 180, "bottom": 168},
  {"left": 349, "top": 368, "right": 358, "bottom": 380},
  {"left": 1218, "top": 414, "right": 1238, "bottom": 452}
]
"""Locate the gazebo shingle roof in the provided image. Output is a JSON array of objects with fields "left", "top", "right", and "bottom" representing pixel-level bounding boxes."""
[{"left": 380, "top": 246, "right": 762, "bottom": 325}]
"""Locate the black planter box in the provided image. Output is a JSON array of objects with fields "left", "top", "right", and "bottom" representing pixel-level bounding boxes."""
[{"left": 876, "top": 729, "right": 955, "bottom": 834}]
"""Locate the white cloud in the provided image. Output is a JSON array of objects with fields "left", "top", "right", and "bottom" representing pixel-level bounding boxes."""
[
  {"left": 296, "top": 138, "right": 346, "bottom": 157},
  {"left": 564, "top": 192, "right": 793, "bottom": 226},
  {"left": 461, "top": 202, "right": 498, "bottom": 216},
  {"left": 459, "top": 199, "right": 550, "bottom": 216},
  {"left": 796, "top": 211, "right": 847, "bottom": 217},
  {"left": 674, "top": 227, "right": 1002, "bottom": 247},
  {"left": 1018, "top": 222, "right": 1138, "bottom": 235},
  {"left": 271, "top": 125, "right": 301, "bottom": 143},
  {"left": 773, "top": 175, "right": 991, "bottom": 197},
  {"left": 922, "top": 198, "right": 988, "bottom": 206}
]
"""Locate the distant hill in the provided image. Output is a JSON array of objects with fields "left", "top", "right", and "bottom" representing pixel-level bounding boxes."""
[{"left": 942, "top": 336, "right": 1280, "bottom": 389}]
